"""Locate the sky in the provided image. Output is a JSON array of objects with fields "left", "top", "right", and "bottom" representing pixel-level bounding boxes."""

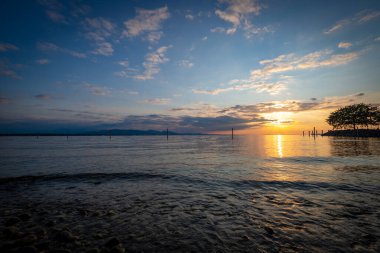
[{"left": 0, "top": 0, "right": 379, "bottom": 134}]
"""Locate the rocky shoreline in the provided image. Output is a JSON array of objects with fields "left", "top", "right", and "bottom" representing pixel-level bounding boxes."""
[{"left": 322, "top": 129, "right": 380, "bottom": 137}]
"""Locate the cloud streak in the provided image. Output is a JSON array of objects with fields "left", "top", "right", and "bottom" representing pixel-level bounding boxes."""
[
  {"left": 325, "top": 10, "right": 380, "bottom": 34},
  {"left": 194, "top": 49, "right": 359, "bottom": 95},
  {"left": 212, "top": 0, "right": 269, "bottom": 38},
  {"left": 123, "top": 6, "right": 170, "bottom": 43},
  {"left": 83, "top": 83, "right": 111, "bottom": 96},
  {"left": 37, "top": 42, "right": 86, "bottom": 58},
  {"left": 0, "top": 43, "right": 18, "bottom": 52},
  {"left": 117, "top": 46, "right": 171, "bottom": 80},
  {"left": 143, "top": 98, "right": 171, "bottom": 105},
  {"left": 83, "top": 17, "right": 116, "bottom": 56},
  {"left": 0, "top": 60, "right": 22, "bottom": 79}
]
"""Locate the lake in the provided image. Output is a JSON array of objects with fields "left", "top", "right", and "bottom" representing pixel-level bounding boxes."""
[{"left": 0, "top": 135, "right": 379, "bottom": 252}]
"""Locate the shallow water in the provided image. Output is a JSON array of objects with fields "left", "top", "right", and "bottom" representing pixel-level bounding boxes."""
[{"left": 0, "top": 135, "right": 379, "bottom": 252}]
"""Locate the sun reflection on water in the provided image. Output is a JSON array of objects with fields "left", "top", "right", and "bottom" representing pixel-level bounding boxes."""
[{"left": 277, "top": 135, "right": 283, "bottom": 158}]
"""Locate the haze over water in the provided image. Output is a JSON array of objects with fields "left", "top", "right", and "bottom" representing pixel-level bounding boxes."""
[{"left": 0, "top": 135, "right": 379, "bottom": 252}]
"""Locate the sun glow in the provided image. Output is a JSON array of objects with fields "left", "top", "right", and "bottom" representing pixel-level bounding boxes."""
[{"left": 264, "top": 112, "right": 294, "bottom": 127}]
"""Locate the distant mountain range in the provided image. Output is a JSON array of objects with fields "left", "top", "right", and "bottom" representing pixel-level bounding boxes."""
[{"left": 0, "top": 129, "right": 207, "bottom": 136}]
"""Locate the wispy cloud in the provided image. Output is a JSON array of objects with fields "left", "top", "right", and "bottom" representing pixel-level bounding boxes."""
[
  {"left": 194, "top": 49, "right": 359, "bottom": 95},
  {"left": 38, "top": 0, "right": 67, "bottom": 24},
  {"left": 122, "top": 6, "right": 170, "bottom": 43},
  {"left": 37, "top": 42, "right": 86, "bottom": 58},
  {"left": 178, "top": 60, "right": 193, "bottom": 68},
  {"left": 185, "top": 14, "right": 194, "bottom": 20},
  {"left": 35, "top": 94, "right": 52, "bottom": 100},
  {"left": 36, "top": 59, "right": 50, "bottom": 65},
  {"left": 116, "top": 46, "right": 172, "bottom": 80},
  {"left": 0, "top": 60, "right": 22, "bottom": 79},
  {"left": 83, "top": 17, "right": 116, "bottom": 56},
  {"left": 128, "top": 91, "right": 139, "bottom": 95},
  {"left": 50, "top": 108, "right": 120, "bottom": 122},
  {"left": 83, "top": 83, "right": 111, "bottom": 96},
  {"left": 325, "top": 10, "right": 380, "bottom": 34},
  {"left": 0, "top": 96, "right": 10, "bottom": 104},
  {"left": 0, "top": 43, "right": 19, "bottom": 52},
  {"left": 219, "top": 93, "right": 375, "bottom": 118},
  {"left": 212, "top": 0, "right": 269, "bottom": 38},
  {"left": 338, "top": 42, "right": 352, "bottom": 49},
  {"left": 143, "top": 98, "right": 171, "bottom": 105}
]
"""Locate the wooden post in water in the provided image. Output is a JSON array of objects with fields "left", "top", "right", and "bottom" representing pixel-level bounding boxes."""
[
  {"left": 313, "top": 127, "right": 316, "bottom": 136},
  {"left": 308, "top": 131, "right": 310, "bottom": 136},
  {"left": 321, "top": 130, "right": 323, "bottom": 135},
  {"left": 232, "top": 128, "right": 234, "bottom": 140},
  {"left": 166, "top": 128, "right": 168, "bottom": 140}
]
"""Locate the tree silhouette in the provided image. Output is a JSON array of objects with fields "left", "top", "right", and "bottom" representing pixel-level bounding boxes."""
[{"left": 326, "top": 103, "right": 379, "bottom": 130}]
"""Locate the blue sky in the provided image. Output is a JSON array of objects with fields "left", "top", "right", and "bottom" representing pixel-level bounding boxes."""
[{"left": 0, "top": 0, "right": 379, "bottom": 133}]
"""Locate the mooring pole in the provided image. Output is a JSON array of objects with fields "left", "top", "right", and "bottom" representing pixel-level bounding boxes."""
[
  {"left": 308, "top": 131, "right": 310, "bottom": 136},
  {"left": 232, "top": 128, "right": 234, "bottom": 140},
  {"left": 313, "top": 127, "right": 316, "bottom": 136},
  {"left": 322, "top": 130, "right": 323, "bottom": 135},
  {"left": 303, "top": 131, "right": 304, "bottom": 136}
]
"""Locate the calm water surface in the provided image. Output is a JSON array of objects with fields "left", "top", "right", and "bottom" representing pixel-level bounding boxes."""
[{"left": 0, "top": 135, "right": 379, "bottom": 252}]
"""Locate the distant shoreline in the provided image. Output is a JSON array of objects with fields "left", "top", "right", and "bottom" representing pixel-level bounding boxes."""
[
  {"left": 0, "top": 129, "right": 209, "bottom": 136},
  {"left": 322, "top": 129, "right": 380, "bottom": 137}
]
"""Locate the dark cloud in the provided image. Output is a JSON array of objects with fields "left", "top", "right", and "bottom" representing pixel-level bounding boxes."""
[
  {"left": 35, "top": 94, "right": 52, "bottom": 100},
  {"left": 310, "top": 97, "right": 317, "bottom": 101},
  {"left": 0, "top": 96, "right": 10, "bottom": 104},
  {"left": 103, "top": 114, "right": 271, "bottom": 132},
  {"left": 355, "top": 92, "right": 365, "bottom": 97}
]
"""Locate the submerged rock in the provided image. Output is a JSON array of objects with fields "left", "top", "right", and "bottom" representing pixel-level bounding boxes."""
[
  {"left": 50, "top": 249, "right": 72, "bottom": 253},
  {"left": 109, "top": 245, "right": 125, "bottom": 253},
  {"left": 104, "top": 237, "right": 120, "bottom": 248},
  {"left": 5, "top": 217, "right": 21, "bottom": 226},
  {"left": 18, "top": 213, "right": 31, "bottom": 221},
  {"left": 264, "top": 226, "right": 274, "bottom": 235},
  {"left": 86, "top": 248, "right": 100, "bottom": 253},
  {"left": 14, "top": 246, "right": 38, "bottom": 253},
  {"left": 54, "top": 230, "right": 78, "bottom": 243},
  {"left": 3, "top": 226, "right": 21, "bottom": 239}
]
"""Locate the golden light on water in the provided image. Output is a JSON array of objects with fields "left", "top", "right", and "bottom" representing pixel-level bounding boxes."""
[{"left": 276, "top": 135, "right": 283, "bottom": 158}]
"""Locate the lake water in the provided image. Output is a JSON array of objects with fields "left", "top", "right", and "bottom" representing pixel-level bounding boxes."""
[{"left": 0, "top": 135, "right": 379, "bottom": 252}]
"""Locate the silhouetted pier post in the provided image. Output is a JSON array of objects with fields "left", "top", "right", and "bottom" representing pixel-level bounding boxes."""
[
  {"left": 232, "top": 128, "right": 234, "bottom": 140},
  {"left": 303, "top": 131, "right": 304, "bottom": 136},
  {"left": 321, "top": 130, "right": 323, "bottom": 135},
  {"left": 166, "top": 128, "right": 168, "bottom": 140},
  {"left": 308, "top": 131, "right": 310, "bottom": 136},
  {"left": 313, "top": 127, "right": 316, "bottom": 136}
]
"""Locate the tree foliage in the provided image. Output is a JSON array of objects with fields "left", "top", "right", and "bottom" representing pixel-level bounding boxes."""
[{"left": 326, "top": 103, "right": 380, "bottom": 130}]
